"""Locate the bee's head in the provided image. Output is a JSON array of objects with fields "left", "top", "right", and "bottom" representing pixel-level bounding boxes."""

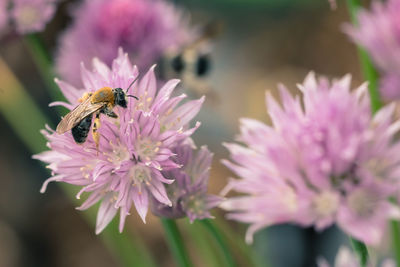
[
  {"left": 170, "top": 52, "right": 211, "bottom": 77},
  {"left": 113, "top": 88, "right": 127, "bottom": 108}
]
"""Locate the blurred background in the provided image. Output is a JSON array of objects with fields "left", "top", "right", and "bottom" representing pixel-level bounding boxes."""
[{"left": 0, "top": 0, "right": 367, "bottom": 266}]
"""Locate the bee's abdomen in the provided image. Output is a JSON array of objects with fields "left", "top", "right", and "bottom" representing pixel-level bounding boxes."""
[{"left": 72, "top": 115, "right": 92, "bottom": 143}]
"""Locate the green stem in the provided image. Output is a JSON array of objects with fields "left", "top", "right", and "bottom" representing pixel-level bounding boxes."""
[
  {"left": 0, "top": 57, "right": 50, "bottom": 152},
  {"left": 0, "top": 58, "right": 155, "bottom": 267},
  {"left": 349, "top": 237, "right": 369, "bottom": 267},
  {"left": 214, "top": 218, "right": 264, "bottom": 267},
  {"left": 346, "top": 0, "right": 382, "bottom": 113},
  {"left": 183, "top": 221, "right": 221, "bottom": 267},
  {"left": 391, "top": 221, "right": 400, "bottom": 267},
  {"left": 199, "top": 219, "right": 236, "bottom": 267},
  {"left": 161, "top": 218, "right": 192, "bottom": 267},
  {"left": 23, "top": 33, "right": 65, "bottom": 103}
]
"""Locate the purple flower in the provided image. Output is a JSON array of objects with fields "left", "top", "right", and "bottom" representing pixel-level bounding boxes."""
[
  {"left": 11, "top": 0, "right": 56, "bottom": 34},
  {"left": 55, "top": 0, "right": 194, "bottom": 87},
  {"left": 344, "top": 0, "right": 400, "bottom": 100},
  {"left": 34, "top": 49, "right": 205, "bottom": 234},
  {"left": 221, "top": 72, "right": 400, "bottom": 245},
  {"left": 151, "top": 142, "right": 222, "bottom": 222}
]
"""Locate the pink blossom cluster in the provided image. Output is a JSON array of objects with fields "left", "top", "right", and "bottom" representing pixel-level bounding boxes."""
[
  {"left": 55, "top": 0, "right": 194, "bottom": 86},
  {"left": 0, "top": 0, "right": 57, "bottom": 34},
  {"left": 34, "top": 49, "right": 219, "bottom": 234},
  {"left": 346, "top": 0, "right": 400, "bottom": 100},
  {"left": 222, "top": 73, "right": 400, "bottom": 245}
]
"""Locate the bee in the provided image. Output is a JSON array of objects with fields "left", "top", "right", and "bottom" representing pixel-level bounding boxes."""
[
  {"left": 158, "top": 21, "right": 222, "bottom": 100},
  {"left": 56, "top": 78, "right": 139, "bottom": 149}
]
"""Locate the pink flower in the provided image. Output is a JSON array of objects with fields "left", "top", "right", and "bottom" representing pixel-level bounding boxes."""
[
  {"left": 345, "top": 0, "right": 400, "bottom": 100},
  {"left": 11, "top": 0, "right": 56, "bottom": 34},
  {"left": 34, "top": 49, "right": 205, "bottom": 234},
  {"left": 55, "top": 0, "right": 194, "bottom": 87},
  {"left": 221, "top": 72, "right": 400, "bottom": 245},
  {"left": 151, "top": 143, "right": 223, "bottom": 222}
]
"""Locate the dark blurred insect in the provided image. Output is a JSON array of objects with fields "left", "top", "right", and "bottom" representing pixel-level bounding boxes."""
[
  {"left": 159, "top": 21, "right": 223, "bottom": 100},
  {"left": 56, "top": 78, "right": 138, "bottom": 149}
]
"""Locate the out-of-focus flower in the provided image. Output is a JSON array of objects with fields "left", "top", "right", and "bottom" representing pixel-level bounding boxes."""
[
  {"left": 345, "top": 0, "right": 400, "bottom": 100},
  {"left": 317, "top": 246, "right": 395, "bottom": 267},
  {"left": 56, "top": 0, "right": 194, "bottom": 86},
  {"left": 151, "top": 143, "right": 222, "bottom": 222},
  {"left": 34, "top": 49, "right": 205, "bottom": 234},
  {"left": 221, "top": 72, "right": 400, "bottom": 244},
  {"left": 6, "top": 0, "right": 57, "bottom": 34}
]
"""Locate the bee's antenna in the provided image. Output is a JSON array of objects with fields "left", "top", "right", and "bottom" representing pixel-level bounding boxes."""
[
  {"left": 126, "top": 95, "right": 139, "bottom": 100},
  {"left": 125, "top": 76, "right": 140, "bottom": 93}
]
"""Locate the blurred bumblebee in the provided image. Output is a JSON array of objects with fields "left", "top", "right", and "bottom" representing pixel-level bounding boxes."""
[
  {"left": 56, "top": 79, "right": 138, "bottom": 149},
  {"left": 158, "top": 21, "right": 222, "bottom": 101}
]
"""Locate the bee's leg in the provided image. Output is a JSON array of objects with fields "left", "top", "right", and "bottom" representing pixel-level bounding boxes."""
[
  {"left": 103, "top": 104, "right": 118, "bottom": 118},
  {"left": 92, "top": 111, "right": 101, "bottom": 152}
]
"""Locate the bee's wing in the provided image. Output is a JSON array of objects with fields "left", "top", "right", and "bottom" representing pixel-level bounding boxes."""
[{"left": 56, "top": 98, "right": 104, "bottom": 134}]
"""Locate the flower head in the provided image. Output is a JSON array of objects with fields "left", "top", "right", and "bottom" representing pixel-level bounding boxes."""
[
  {"left": 345, "top": 0, "right": 400, "bottom": 100},
  {"left": 56, "top": 0, "right": 194, "bottom": 86},
  {"left": 11, "top": 0, "right": 56, "bottom": 34},
  {"left": 221, "top": 72, "right": 400, "bottom": 244},
  {"left": 151, "top": 142, "right": 222, "bottom": 222},
  {"left": 34, "top": 49, "right": 205, "bottom": 234}
]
